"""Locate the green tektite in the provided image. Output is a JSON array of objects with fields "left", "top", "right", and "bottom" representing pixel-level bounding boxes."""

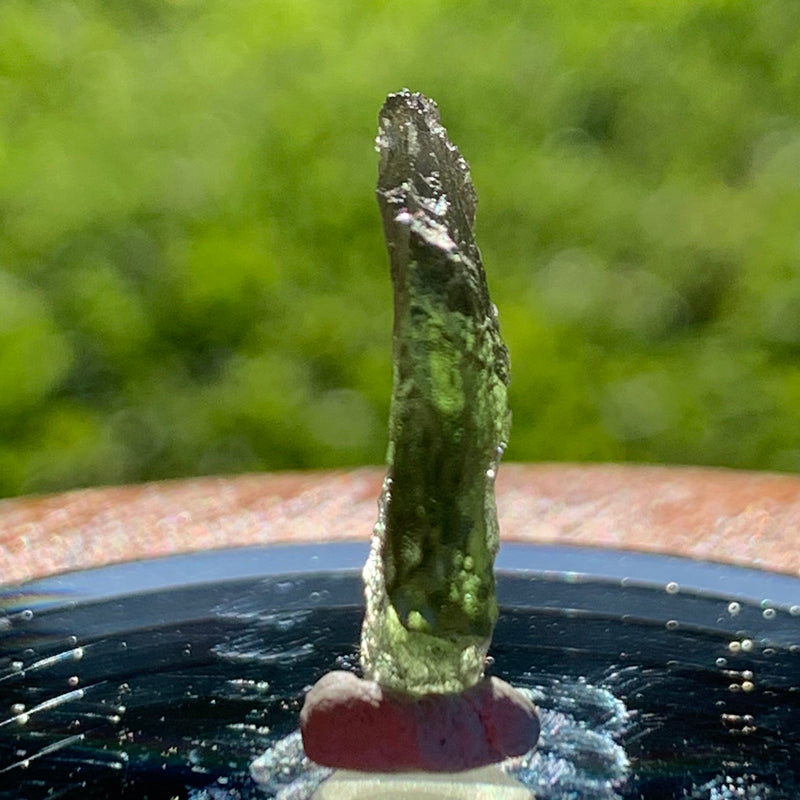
[{"left": 360, "top": 91, "right": 511, "bottom": 695}]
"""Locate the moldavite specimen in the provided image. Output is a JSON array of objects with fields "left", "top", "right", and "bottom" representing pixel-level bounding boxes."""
[
  {"left": 360, "top": 89, "right": 511, "bottom": 694},
  {"left": 298, "top": 91, "right": 537, "bottom": 773}
]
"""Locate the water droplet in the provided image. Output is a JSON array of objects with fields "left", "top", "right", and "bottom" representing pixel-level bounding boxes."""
[
  {"left": 67, "top": 676, "right": 79, "bottom": 687},
  {"left": 763, "top": 607, "right": 776, "bottom": 620},
  {"left": 741, "top": 639, "right": 754, "bottom": 652},
  {"left": 20, "top": 610, "right": 33, "bottom": 622},
  {"left": 16, "top": 713, "right": 29, "bottom": 725},
  {"left": 716, "top": 657, "right": 727, "bottom": 668},
  {"left": 67, "top": 635, "right": 78, "bottom": 646},
  {"left": 11, "top": 661, "right": 23, "bottom": 672},
  {"left": 790, "top": 605, "right": 800, "bottom": 616},
  {"left": 665, "top": 619, "right": 679, "bottom": 631},
  {"left": 485, "top": 467, "right": 496, "bottom": 480},
  {"left": 742, "top": 680, "right": 755, "bottom": 692},
  {"left": 728, "top": 641, "right": 741, "bottom": 653},
  {"left": 665, "top": 582, "right": 679, "bottom": 595},
  {"left": 11, "top": 703, "right": 25, "bottom": 715},
  {"left": 742, "top": 670, "right": 753, "bottom": 680},
  {"left": 72, "top": 647, "right": 84, "bottom": 661},
  {"left": 727, "top": 602, "right": 741, "bottom": 616}
]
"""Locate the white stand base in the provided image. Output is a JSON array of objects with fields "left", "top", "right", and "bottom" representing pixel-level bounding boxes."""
[{"left": 312, "top": 765, "right": 533, "bottom": 799}]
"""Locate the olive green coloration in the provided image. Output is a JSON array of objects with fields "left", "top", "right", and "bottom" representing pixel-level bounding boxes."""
[{"left": 360, "top": 91, "right": 510, "bottom": 694}]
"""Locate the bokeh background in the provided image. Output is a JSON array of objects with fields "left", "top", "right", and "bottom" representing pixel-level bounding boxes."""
[{"left": 2, "top": 0, "right": 800, "bottom": 498}]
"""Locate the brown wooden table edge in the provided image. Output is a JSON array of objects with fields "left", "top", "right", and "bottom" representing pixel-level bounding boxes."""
[{"left": 1, "top": 463, "right": 799, "bottom": 586}]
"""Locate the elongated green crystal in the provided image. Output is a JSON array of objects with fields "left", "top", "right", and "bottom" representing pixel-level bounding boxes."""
[{"left": 360, "top": 90, "right": 511, "bottom": 695}]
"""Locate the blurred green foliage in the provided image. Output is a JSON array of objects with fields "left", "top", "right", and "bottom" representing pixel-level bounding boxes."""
[{"left": 2, "top": 0, "right": 800, "bottom": 497}]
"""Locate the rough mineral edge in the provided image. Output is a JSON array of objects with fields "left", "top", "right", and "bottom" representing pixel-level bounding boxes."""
[
  {"left": 360, "top": 89, "right": 511, "bottom": 695},
  {"left": 298, "top": 90, "right": 535, "bottom": 777}
]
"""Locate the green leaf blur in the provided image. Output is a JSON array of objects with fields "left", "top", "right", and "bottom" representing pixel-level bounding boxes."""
[{"left": 2, "top": 0, "right": 800, "bottom": 496}]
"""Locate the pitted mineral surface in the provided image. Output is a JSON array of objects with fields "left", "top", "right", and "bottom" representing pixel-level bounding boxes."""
[{"left": 360, "top": 89, "right": 511, "bottom": 695}]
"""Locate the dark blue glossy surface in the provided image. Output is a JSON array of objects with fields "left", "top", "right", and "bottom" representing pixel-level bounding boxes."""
[{"left": 1, "top": 544, "right": 799, "bottom": 798}]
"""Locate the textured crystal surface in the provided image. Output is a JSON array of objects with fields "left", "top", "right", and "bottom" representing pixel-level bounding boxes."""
[{"left": 360, "top": 90, "right": 511, "bottom": 694}]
